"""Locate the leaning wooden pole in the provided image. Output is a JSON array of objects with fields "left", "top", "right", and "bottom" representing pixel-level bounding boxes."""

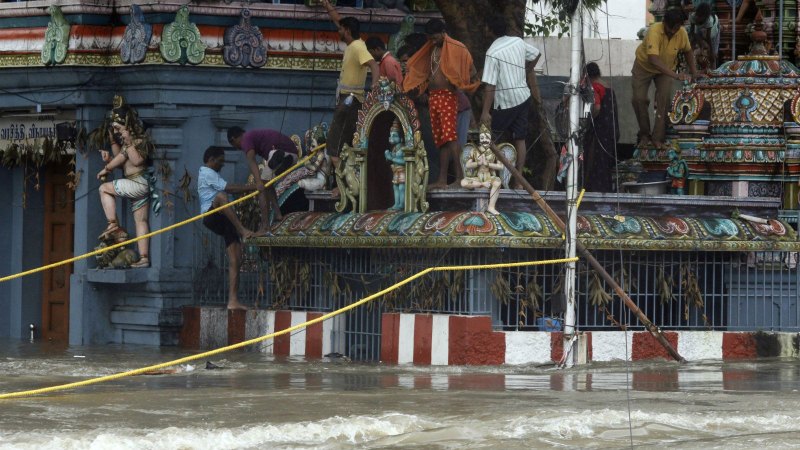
[{"left": 490, "top": 148, "right": 686, "bottom": 363}]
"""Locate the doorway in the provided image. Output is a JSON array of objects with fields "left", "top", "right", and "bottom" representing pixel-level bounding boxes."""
[{"left": 41, "top": 164, "right": 74, "bottom": 342}]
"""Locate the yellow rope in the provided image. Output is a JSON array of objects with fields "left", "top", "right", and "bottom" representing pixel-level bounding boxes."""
[
  {"left": 576, "top": 188, "right": 586, "bottom": 209},
  {"left": 0, "top": 256, "right": 578, "bottom": 400},
  {"left": 0, "top": 144, "right": 325, "bottom": 284}
]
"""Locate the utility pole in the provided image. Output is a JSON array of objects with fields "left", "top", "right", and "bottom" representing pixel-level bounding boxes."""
[{"left": 562, "top": 0, "right": 584, "bottom": 368}]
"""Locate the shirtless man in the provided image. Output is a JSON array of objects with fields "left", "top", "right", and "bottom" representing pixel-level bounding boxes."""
[
  {"left": 402, "top": 19, "right": 479, "bottom": 189},
  {"left": 96, "top": 106, "right": 153, "bottom": 268}
]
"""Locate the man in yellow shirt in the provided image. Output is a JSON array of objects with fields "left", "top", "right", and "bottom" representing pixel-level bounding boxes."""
[
  {"left": 631, "top": 10, "right": 698, "bottom": 150},
  {"left": 321, "top": 0, "right": 379, "bottom": 196}
]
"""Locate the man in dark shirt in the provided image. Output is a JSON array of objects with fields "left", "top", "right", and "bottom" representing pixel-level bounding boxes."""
[{"left": 228, "top": 126, "right": 298, "bottom": 232}]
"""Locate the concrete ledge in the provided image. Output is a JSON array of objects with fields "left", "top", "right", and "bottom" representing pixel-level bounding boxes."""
[
  {"left": 86, "top": 267, "right": 193, "bottom": 284},
  {"left": 87, "top": 268, "right": 150, "bottom": 284},
  {"left": 381, "top": 313, "right": 800, "bottom": 366}
]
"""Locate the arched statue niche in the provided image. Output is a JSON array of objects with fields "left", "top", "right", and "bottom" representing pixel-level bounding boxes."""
[
  {"left": 366, "top": 110, "right": 396, "bottom": 210},
  {"left": 335, "top": 78, "right": 429, "bottom": 213}
]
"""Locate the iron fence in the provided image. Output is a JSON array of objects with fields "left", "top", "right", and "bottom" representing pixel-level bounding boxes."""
[{"left": 192, "top": 232, "right": 800, "bottom": 360}]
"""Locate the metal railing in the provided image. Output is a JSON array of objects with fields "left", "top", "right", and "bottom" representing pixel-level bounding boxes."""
[{"left": 192, "top": 236, "right": 800, "bottom": 360}]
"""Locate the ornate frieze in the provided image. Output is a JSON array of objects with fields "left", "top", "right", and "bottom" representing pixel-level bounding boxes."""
[
  {"left": 160, "top": 5, "right": 206, "bottom": 65},
  {"left": 41, "top": 6, "right": 70, "bottom": 66},
  {"left": 748, "top": 181, "right": 783, "bottom": 198},
  {"left": 249, "top": 211, "right": 800, "bottom": 251},
  {"left": 0, "top": 52, "right": 342, "bottom": 70},
  {"left": 223, "top": 9, "right": 267, "bottom": 68},
  {"left": 120, "top": 4, "right": 153, "bottom": 64}
]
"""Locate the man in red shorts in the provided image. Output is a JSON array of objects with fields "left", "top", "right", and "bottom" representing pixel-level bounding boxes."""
[{"left": 403, "top": 19, "right": 479, "bottom": 189}]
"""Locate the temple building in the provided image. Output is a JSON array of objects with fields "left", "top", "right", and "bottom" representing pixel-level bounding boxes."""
[{"left": 0, "top": 1, "right": 798, "bottom": 365}]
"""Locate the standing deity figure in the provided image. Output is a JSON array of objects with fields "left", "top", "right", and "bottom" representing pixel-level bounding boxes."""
[
  {"left": 666, "top": 146, "right": 689, "bottom": 195},
  {"left": 384, "top": 120, "right": 406, "bottom": 210},
  {"left": 95, "top": 98, "right": 157, "bottom": 268},
  {"left": 461, "top": 125, "right": 503, "bottom": 215}
]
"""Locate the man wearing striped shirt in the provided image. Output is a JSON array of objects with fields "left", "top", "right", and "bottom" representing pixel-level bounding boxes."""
[{"left": 480, "top": 16, "right": 540, "bottom": 189}]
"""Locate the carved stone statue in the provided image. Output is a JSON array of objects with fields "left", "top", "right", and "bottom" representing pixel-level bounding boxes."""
[
  {"left": 95, "top": 96, "right": 158, "bottom": 268},
  {"left": 384, "top": 120, "right": 406, "bottom": 210},
  {"left": 666, "top": 145, "right": 689, "bottom": 195},
  {"left": 298, "top": 150, "right": 331, "bottom": 192},
  {"left": 297, "top": 123, "right": 331, "bottom": 192},
  {"left": 335, "top": 141, "right": 361, "bottom": 212},
  {"left": 461, "top": 125, "right": 503, "bottom": 214}
]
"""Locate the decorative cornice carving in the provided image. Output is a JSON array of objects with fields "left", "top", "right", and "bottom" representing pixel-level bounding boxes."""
[
  {"left": 160, "top": 5, "right": 206, "bottom": 65},
  {"left": 223, "top": 9, "right": 267, "bottom": 68},
  {"left": 41, "top": 5, "right": 70, "bottom": 66},
  {"left": 0, "top": 52, "right": 342, "bottom": 71},
  {"left": 120, "top": 4, "right": 152, "bottom": 64}
]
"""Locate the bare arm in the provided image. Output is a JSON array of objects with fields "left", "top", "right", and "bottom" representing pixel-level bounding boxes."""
[
  {"left": 480, "top": 84, "right": 495, "bottom": 125},
  {"left": 224, "top": 183, "right": 258, "bottom": 194},
  {"left": 123, "top": 141, "right": 146, "bottom": 166},
  {"left": 647, "top": 54, "right": 690, "bottom": 81},
  {"left": 525, "top": 60, "right": 541, "bottom": 102},
  {"left": 683, "top": 49, "right": 698, "bottom": 78},
  {"left": 367, "top": 59, "right": 380, "bottom": 89},
  {"left": 320, "top": 0, "right": 341, "bottom": 25},
  {"left": 245, "top": 149, "right": 265, "bottom": 192}
]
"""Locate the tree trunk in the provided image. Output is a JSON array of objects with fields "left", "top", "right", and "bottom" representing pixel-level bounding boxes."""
[{"left": 433, "top": 0, "right": 558, "bottom": 190}]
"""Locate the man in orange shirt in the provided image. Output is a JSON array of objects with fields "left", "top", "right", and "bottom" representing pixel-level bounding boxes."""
[
  {"left": 366, "top": 36, "right": 403, "bottom": 86},
  {"left": 631, "top": 9, "right": 698, "bottom": 150},
  {"left": 403, "top": 19, "right": 479, "bottom": 189}
]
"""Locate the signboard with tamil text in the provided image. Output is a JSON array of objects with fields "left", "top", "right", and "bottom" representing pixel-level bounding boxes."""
[{"left": 0, "top": 111, "right": 76, "bottom": 148}]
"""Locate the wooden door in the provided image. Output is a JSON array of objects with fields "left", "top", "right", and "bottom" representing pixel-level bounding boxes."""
[{"left": 41, "top": 165, "right": 74, "bottom": 342}]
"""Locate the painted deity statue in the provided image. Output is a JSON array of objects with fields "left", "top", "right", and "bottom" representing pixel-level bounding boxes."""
[
  {"left": 298, "top": 123, "right": 331, "bottom": 192},
  {"left": 461, "top": 125, "right": 503, "bottom": 215},
  {"left": 95, "top": 97, "right": 156, "bottom": 268},
  {"left": 298, "top": 150, "right": 331, "bottom": 192},
  {"left": 666, "top": 146, "right": 689, "bottom": 195},
  {"left": 384, "top": 120, "right": 406, "bottom": 210}
]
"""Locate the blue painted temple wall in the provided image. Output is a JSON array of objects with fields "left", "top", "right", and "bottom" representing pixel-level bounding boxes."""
[{"left": 0, "top": 65, "right": 341, "bottom": 344}]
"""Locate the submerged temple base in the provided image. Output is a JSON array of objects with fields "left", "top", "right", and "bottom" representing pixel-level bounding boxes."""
[{"left": 181, "top": 307, "right": 800, "bottom": 365}]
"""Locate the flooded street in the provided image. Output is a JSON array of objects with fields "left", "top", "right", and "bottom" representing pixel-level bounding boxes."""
[{"left": 1, "top": 339, "right": 800, "bottom": 449}]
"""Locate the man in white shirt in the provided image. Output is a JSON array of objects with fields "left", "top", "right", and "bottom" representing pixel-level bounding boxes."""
[
  {"left": 198, "top": 146, "right": 256, "bottom": 310},
  {"left": 480, "top": 15, "right": 541, "bottom": 189}
]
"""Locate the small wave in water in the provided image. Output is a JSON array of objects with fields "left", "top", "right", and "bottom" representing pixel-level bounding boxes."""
[
  {"left": 0, "top": 413, "right": 434, "bottom": 450},
  {"left": 3, "top": 408, "right": 800, "bottom": 450}
]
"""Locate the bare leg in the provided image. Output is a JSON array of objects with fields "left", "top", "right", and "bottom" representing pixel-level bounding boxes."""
[
  {"left": 99, "top": 182, "right": 118, "bottom": 223},
  {"left": 430, "top": 141, "right": 461, "bottom": 189},
  {"left": 444, "top": 141, "right": 462, "bottom": 187},
  {"left": 98, "top": 182, "right": 129, "bottom": 242},
  {"left": 266, "top": 186, "right": 283, "bottom": 222},
  {"left": 132, "top": 205, "right": 149, "bottom": 260},
  {"left": 226, "top": 241, "right": 246, "bottom": 310},
  {"left": 212, "top": 192, "right": 254, "bottom": 238},
  {"left": 256, "top": 188, "right": 271, "bottom": 233},
  {"left": 512, "top": 139, "right": 526, "bottom": 189},
  {"left": 487, "top": 180, "right": 501, "bottom": 215},
  {"left": 445, "top": 141, "right": 464, "bottom": 186}
]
